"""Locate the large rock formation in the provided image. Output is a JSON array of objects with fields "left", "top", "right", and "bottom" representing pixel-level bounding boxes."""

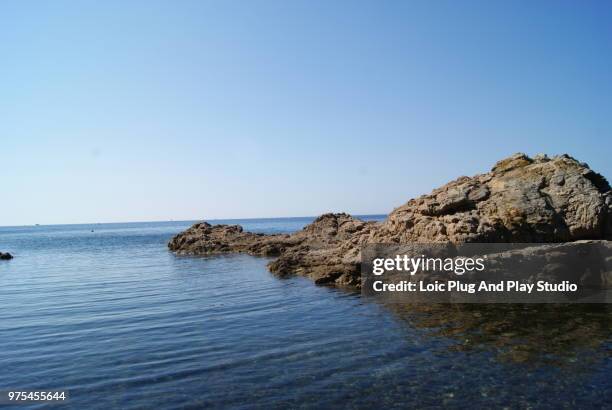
[
  {"left": 376, "top": 153, "right": 611, "bottom": 243},
  {"left": 169, "top": 213, "right": 377, "bottom": 286},
  {"left": 169, "top": 153, "right": 612, "bottom": 287}
]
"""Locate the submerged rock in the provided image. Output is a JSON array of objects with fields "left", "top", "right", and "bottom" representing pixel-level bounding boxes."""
[
  {"left": 169, "top": 153, "right": 612, "bottom": 286},
  {"left": 386, "top": 303, "right": 612, "bottom": 366},
  {"left": 0, "top": 252, "right": 13, "bottom": 260}
]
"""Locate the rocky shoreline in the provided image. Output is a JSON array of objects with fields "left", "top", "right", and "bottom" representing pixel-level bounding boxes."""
[{"left": 169, "top": 153, "right": 612, "bottom": 287}]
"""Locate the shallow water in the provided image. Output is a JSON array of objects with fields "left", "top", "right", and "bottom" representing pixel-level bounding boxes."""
[{"left": 0, "top": 218, "right": 610, "bottom": 409}]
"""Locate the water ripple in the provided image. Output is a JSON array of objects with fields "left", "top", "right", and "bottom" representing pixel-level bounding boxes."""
[{"left": 0, "top": 220, "right": 610, "bottom": 409}]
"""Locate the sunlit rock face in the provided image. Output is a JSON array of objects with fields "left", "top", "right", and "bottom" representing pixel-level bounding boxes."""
[
  {"left": 169, "top": 153, "right": 612, "bottom": 287},
  {"left": 377, "top": 153, "right": 611, "bottom": 243}
]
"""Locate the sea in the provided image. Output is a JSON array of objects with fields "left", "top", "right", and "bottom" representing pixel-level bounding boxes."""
[{"left": 0, "top": 217, "right": 610, "bottom": 409}]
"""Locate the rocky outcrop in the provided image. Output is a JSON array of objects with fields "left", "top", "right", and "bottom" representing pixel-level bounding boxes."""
[
  {"left": 168, "top": 222, "right": 295, "bottom": 257},
  {"left": 376, "top": 153, "right": 611, "bottom": 243},
  {"left": 169, "top": 153, "right": 612, "bottom": 287},
  {"left": 0, "top": 252, "right": 13, "bottom": 260},
  {"left": 169, "top": 213, "right": 377, "bottom": 286}
]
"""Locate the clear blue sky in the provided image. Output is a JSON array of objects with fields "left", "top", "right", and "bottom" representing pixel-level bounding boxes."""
[{"left": 1, "top": 1, "right": 611, "bottom": 225}]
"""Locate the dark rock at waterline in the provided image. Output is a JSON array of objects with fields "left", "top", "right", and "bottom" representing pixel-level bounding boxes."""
[
  {"left": 169, "top": 153, "right": 612, "bottom": 287},
  {"left": 0, "top": 252, "right": 13, "bottom": 260}
]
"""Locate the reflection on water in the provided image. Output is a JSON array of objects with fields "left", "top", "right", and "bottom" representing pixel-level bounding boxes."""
[
  {"left": 0, "top": 218, "right": 610, "bottom": 409},
  {"left": 384, "top": 303, "right": 612, "bottom": 367}
]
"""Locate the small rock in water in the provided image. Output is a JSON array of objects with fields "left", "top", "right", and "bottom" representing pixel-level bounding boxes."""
[{"left": 0, "top": 252, "right": 13, "bottom": 260}]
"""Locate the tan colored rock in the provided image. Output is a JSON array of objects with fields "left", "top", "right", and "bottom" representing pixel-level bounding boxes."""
[
  {"left": 168, "top": 222, "right": 296, "bottom": 256},
  {"left": 376, "top": 153, "right": 611, "bottom": 243},
  {"left": 169, "top": 153, "right": 612, "bottom": 287},
  {"left": 169, "top": 213, "right": 376, "bottom": 286}
]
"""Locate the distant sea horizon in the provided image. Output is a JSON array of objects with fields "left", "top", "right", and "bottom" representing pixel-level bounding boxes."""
[{"left": 0, "top": 214, "right": 389, "bottom": 229}]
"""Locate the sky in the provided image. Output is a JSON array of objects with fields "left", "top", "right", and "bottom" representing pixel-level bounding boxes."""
[{"left": 1, "top": 0, "right": 611, "bottom": 225}]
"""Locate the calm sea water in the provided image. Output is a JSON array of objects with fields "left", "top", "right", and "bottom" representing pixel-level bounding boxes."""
[{"left": 0, "top": 218, "right": 610, "bottom": 409}]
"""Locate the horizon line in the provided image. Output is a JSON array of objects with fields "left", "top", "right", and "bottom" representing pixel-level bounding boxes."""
[{"left": 0, "top": 213, "right": 389, "bottom": 229}]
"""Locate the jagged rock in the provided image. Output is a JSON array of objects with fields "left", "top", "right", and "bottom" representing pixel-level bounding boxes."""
[
  {"left": 169, "top": 214, "right": 376, "bottom": 286},
  {"left": 168, "top": 222, "right": 295, "bottom": 256},
  {"left": 169, "top": 153, "right": 612, "bottom": 287},
  {"left": 376, "top": 153, "right": 611, "bottom": 243},
  {"left": 0, "top": 252, "right": 13, "bottom": 260}
]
